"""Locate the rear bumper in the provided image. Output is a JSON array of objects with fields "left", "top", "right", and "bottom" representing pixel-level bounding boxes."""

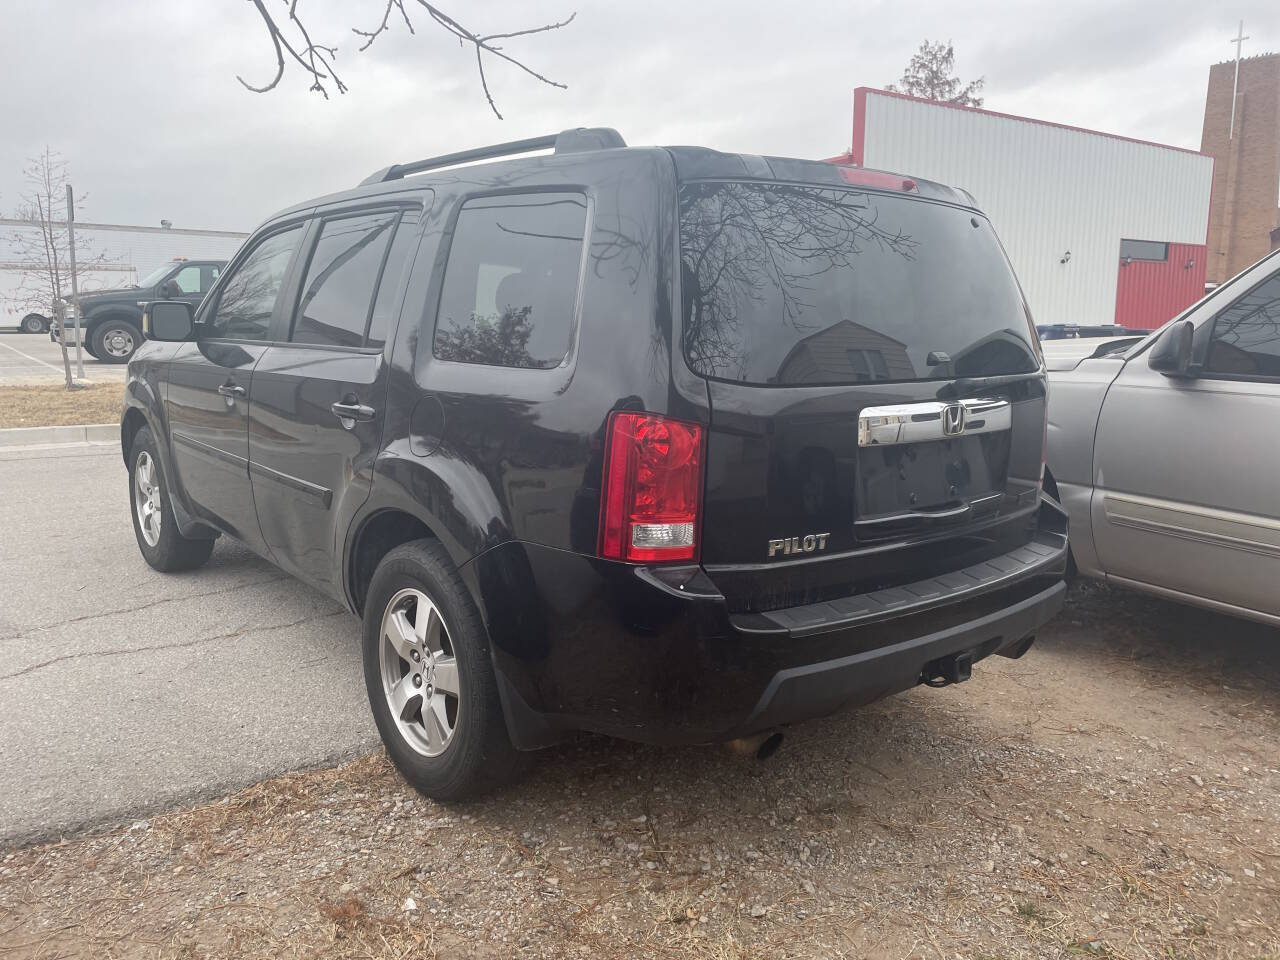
[
  {"left": 740, "top": 579, "right": 1062, "bottom": 734},
  {"left": 468, "top": 498, "right": 1069, "bottom": 749}
]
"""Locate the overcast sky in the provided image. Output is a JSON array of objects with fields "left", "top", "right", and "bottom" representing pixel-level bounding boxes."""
[{"left": 1, "top": 0, "right": 1274, "bottom": 233}]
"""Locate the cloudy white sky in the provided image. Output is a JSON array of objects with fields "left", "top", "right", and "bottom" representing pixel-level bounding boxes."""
[{"left": 1, "top": 0, "right": 1274, "bottom": 232}]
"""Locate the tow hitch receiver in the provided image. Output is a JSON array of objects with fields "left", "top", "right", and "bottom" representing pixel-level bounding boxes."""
[{"left": 922, "top": 651, "right": 974, "bottom": 688}]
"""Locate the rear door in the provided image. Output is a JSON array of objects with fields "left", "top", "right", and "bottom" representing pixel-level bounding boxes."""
[
  {"left": 677, "top": 178, "right": 1047, "bottom": 613},
  {"left": 247, "top": 200, "right": 427, "bottom": 594}
]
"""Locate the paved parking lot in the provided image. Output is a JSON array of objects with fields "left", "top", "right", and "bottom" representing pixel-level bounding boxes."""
[
  {"left": 0, "top": 330, "right": 128, "bottom": 383},
  {"left": 0, "top": 444, "right": 377, "bottom": 845}
]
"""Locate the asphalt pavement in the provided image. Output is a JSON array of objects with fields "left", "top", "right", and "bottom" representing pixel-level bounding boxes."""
[
  {"left": 0, "top": 330, "right": 129, "bottom": 384},
  {"left": 0, "top": 443, "right": 377, "bottom": 845}
]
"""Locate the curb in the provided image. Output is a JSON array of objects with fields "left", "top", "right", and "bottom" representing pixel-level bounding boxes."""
[{"left": 0, "top": 423, "right": 117, "bottom": 448}]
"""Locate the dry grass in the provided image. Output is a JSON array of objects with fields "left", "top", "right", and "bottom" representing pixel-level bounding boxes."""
[{"left": 0, "top": 383, "right": 122, "bottom": 429}]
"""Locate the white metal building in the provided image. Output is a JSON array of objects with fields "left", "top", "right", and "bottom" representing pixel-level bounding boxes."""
[
  {"left": 836, "top": 88, "right": 1215, "bottom": 329},
  {"left": 0, "top": 219, "right": 247, "bottom": 325}
]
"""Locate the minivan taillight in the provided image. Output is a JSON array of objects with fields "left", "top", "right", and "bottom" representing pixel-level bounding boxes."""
[{"left": 598, "top": 411, "right": 703, "bottom": 563}]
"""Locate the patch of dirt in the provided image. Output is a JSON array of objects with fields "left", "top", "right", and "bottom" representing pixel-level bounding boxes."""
[
  {"left": 2, "top": 583, "right": 1277, "bottom": 959},
  {"left": 0, "top": 384, "right": 122, "bottom": 429}
]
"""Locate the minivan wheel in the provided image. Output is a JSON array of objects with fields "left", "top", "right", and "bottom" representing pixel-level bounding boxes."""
[
  {"left": 93, "top": 320, "right": 141, "bottom": 363},
  {"left": 362, "top": 540, "right": 527, "bottom": 800},
  {"left": 128, "top": 427, "right": 216, "bottom": 571}
]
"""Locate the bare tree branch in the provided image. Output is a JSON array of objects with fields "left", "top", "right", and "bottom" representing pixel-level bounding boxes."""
[{"left": 238, "top": 0, "right": 575, "bottom": 117}]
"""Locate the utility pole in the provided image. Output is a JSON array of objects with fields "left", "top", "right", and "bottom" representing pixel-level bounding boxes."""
[
  {"left": 1229, "top": 20, "right": 1249, "bottom": 140},
  {"left": 66, "top": 184, "right": 85, "bottom": 379}
]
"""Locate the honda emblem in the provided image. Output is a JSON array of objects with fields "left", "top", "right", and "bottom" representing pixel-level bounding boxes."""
[{"left": 941, "top": 403, "right": 966, "bottom": 437}]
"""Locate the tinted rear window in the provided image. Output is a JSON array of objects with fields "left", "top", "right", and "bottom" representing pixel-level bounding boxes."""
[{"left": 679, "top": 181, "right": 1038, "bottom": 385}]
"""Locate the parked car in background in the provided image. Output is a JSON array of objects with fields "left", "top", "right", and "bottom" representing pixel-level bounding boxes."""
[
  {"left": 1045, "top": 249, "right": 1280, "bottom": 626},
  {"left": 121, "top": 128, "right": 1067, "bottom": 799},
  {"left": 14, "top": 311, "right": 52, "bottom": 334},
  {"left": 52, "top": 259, "right": 224, "bottom": 363},
  {"left": 1036, "top": 323, "right": 1142, "bottom": 340}
]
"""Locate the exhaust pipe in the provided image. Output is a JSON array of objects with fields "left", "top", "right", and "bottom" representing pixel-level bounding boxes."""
[{"left": 724, "top": 731, "right": 784, "bottom": 762}]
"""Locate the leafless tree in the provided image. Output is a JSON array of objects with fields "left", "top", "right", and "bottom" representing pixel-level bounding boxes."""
[
  {"left": 887, "top": 40, "right": 984, "bottom": 107},
  {"left": 239, "top": 0, "right": 575, "bottom": 118},
  {"left": 8, "top": 148, "right": 101, "bottom": 388}
]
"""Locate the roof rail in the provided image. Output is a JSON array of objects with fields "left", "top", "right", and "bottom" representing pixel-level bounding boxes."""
[{"left": 359, "top": 127, "right": 626, "bottom": 186}]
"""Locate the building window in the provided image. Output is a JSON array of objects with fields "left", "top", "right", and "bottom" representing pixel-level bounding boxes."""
[{"left": 1119, "top": 239, "right": 1168, "bottom": 262}]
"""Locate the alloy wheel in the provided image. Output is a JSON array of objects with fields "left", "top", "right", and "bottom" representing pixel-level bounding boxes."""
[
  {"left": 134, "top": 451, "right": 162, "bottom": 547},
  {"left": 379, "top": 587, "right": 461, "bottom": 758}
]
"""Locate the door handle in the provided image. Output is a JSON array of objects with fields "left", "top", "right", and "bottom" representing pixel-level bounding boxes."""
[
  {"left": 331, "top": 399, "right": 376, "bottom": 423},
  {"left": 217, "top": 382, "right": 246, "bottom": 398}
]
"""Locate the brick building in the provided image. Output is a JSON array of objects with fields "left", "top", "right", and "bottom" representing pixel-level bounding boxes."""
[{"left": 1200, "top": 52, "right": 1280, "bottom": 285}]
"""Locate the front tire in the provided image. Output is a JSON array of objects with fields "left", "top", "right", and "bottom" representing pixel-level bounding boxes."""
[
  {"left": 93, "top": 319, "right": 142, "bottom": 363},
  {"left": 362, "top": 540, "right": 526, "bottom": 800},
  {"left": 128, "top": 427, "right": 215, "bottom": 572}
]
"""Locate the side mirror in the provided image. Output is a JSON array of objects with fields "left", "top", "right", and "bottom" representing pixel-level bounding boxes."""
[
  {"left": 145, "top": 301, "right": 195, "bottom": 341},
  {"left": 1148, "top": 319, "right": 1194, "bottom": 377}
]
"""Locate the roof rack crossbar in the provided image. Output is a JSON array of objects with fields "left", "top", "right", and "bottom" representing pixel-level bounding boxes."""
[{"left": 359, "top": 127, "right": 625, "bottom": 186}]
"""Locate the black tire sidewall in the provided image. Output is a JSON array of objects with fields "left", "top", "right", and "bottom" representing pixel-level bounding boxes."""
[
  {"left": 21, "top": 315, "right": 44, "bottom": 334},
  {"left": 362, "top": 541, "right": 513, "bottom": 800}
]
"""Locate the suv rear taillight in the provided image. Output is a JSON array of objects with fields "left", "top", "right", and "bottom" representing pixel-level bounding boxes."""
[{"left": 598, "top": 411, "right": 704, "bottom": 563}]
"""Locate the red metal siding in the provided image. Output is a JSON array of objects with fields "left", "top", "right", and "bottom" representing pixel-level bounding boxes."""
[{"left": 1114, "top": 242, "right": 1207, "bottom": 329}]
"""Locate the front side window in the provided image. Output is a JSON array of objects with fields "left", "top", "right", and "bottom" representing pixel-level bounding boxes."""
[
  {"left": 433, "top": 193, "right": 587, "bottom": 369},
  {"left": 172, "top": 265, "right": 202, "bottom": 294},
  {"left": 291, "top": 212, "right": 399, "bottom": 348},
  {"left": 1204, "top": 272, "right": 1280, "bottom": 378},
  {"left": 206, "top": 227, "right": 303, "bottom": 341}
]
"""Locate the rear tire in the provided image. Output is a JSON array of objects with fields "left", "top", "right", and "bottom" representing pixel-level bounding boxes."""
[
  {"left": 93, "top": 319, "right": 142, "bottom": 363},
  {"left": 20, "top": 314, "right": 46, "bottom": 334},
  {"left": 362, "top": 539, "right": 528, "bottom": 800},
  {"left": 128, "top": 426, "right": 215, "bottom": 572}
]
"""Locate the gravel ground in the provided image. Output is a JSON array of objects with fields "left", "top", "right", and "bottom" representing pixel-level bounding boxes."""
[{"left": 2, "top": 581, "right": 1277, "bottom": 959}]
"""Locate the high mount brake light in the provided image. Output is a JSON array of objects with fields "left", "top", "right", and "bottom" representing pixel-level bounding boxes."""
[
  {"left": 598, "top": 412, "right": 704, "bottom": 563},
  {"left": 837, "top": 167, "right": 917, "bottom": 192}
]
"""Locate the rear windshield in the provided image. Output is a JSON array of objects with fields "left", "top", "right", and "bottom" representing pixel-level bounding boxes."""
[{"left": 678, "top": 180, "right": 1039, "bottom": 385}]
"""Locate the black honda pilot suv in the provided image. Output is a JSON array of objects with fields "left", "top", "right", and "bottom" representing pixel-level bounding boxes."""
[{"left": 122, "top": 128, "right": 1068, "bottom": 798}]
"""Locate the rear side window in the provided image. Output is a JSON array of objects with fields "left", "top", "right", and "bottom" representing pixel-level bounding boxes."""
[
  {"left": 1204, "top": 272, "right": 1280, "bottom": 378},
  {"left": 678, "top": 181, "right": 1038, "bottom": 385},
  {"left": 433, "top": 193, "right": 587, "bottom": 369},
  {"left": 207, "top": 226, "right": 304, "bottom": 341},
  {"left": 292, "top": 212, "right": 400, "bottom": 348}
]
